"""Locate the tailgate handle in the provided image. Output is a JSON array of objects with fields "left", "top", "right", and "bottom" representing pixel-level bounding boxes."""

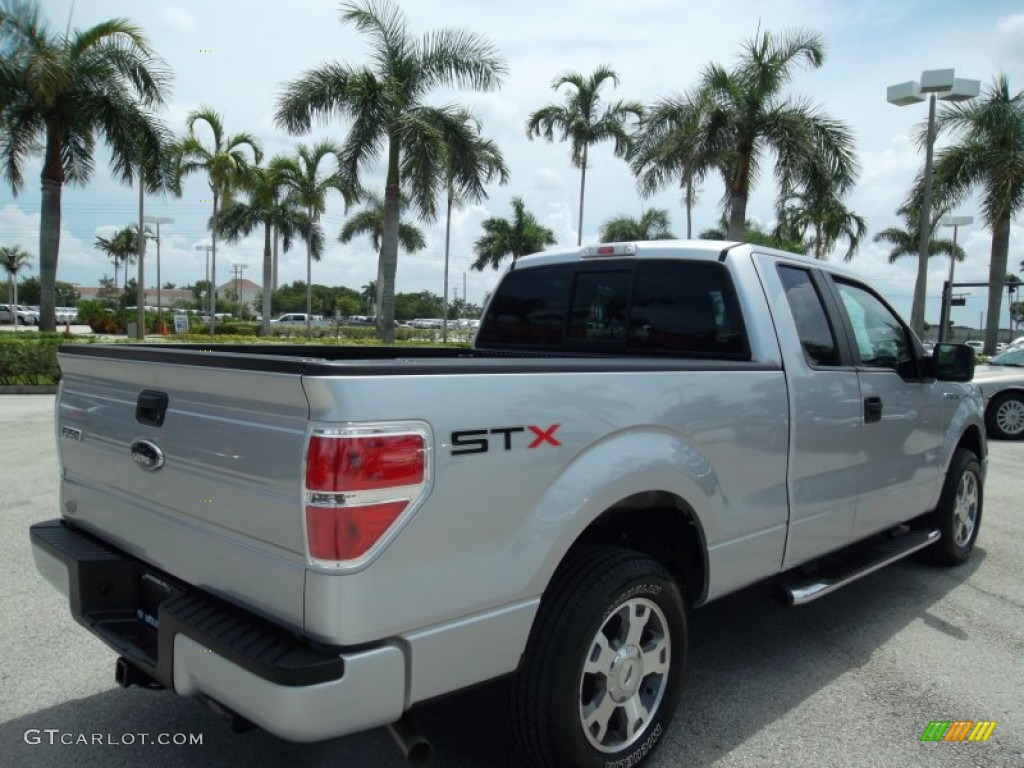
[{"left": 136, "top": 390, "right": 169, "bottom": 427}]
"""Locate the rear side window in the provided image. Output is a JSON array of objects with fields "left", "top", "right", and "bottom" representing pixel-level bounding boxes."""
[
  {"left": 478, "top": 266, "right": 570, "bottom": 347},
  {"left": 477, "top": 260, "right": 747, "bottom": 358},
  {"left": 629, "top": 262, "right": 745, "bottom": 355},
  {"left": 777, "top": 266, "right": 840, "bottom": 367}
]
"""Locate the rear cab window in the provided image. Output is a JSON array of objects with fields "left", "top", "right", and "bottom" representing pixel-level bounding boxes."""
[{"left": 477, "top": 259, "right": 749, "bottom": 359}]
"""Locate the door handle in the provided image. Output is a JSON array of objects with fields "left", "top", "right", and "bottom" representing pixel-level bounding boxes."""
[{"left": 864, "top": 396, "right": 883, "bottom": 424}]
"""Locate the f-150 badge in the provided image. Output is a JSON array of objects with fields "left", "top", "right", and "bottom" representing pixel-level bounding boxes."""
[{"left": 130, "top": 440, "right": 165, "bottom": 471}]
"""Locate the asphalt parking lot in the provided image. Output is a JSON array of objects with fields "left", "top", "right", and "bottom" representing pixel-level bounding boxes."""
[{"left": 1, "top": 394, "right": 1021, "bottom": 767}]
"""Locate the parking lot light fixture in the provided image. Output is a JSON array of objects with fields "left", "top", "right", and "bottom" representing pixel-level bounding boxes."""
[
  {"left": 145, "top": 217, "right": 173, "bottom": 333},
  {"left": 888, "top": 69, "right": 980, "bottom": 337},
  {"left": 194, "top": 244, "right": 214, "bottom": 333}
]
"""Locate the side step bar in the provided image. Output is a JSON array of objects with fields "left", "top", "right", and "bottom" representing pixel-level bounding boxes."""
[{"left": 780, "top": 529, "right": 940, "bottom": 606}]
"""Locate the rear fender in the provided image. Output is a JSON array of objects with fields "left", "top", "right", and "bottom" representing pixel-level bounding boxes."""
[{"left": 517, "top": 427, "right": 720, "bottom": 598}]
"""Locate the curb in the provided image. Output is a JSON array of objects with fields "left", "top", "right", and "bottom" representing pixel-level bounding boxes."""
[{"left": 0, "top": 386, "right": 58, "bottom": 395}]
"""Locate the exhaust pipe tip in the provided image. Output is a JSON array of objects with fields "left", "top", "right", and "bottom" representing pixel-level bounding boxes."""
[
  {"left": 114, "top": 657, "right": 163, "bottom": 690},
  {"left": 387, "top": 714, "right": 433, "bottom": 766}
]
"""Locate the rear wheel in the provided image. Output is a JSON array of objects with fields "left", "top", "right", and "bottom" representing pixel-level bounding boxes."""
[
  {"left": 986, "top": 393, "right": 1024, "bottom": 440},
  {"left": 510, "top": 547, "right": 687, "bottom": 768},
  {"left": 929, "top": 448, "right": 982, "bottom": 565}
]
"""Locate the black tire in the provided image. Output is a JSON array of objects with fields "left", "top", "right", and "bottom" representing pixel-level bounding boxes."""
[
  {"left": 985, "top": 392, "right": 1024, "bottom": 440},
  {"left": 928, "top": 448, "right": 983, "bottom": 566},
  {"left": 510, "top": 546, "right": 687, "bottom": 768}
]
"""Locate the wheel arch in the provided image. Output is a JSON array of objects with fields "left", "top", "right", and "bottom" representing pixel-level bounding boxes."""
[
  {"left": 521, "top": 428, "right": 722, "bottom": 613},
  {"left": 569, "top": 491, "right": 709, "bottom": 607}
]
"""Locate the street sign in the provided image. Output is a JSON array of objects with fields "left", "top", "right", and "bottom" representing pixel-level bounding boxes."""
[{"left": 173, "top": 314, "right": 189, "bottom": 334}]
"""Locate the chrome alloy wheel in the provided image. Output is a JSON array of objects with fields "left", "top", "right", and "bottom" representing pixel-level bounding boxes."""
[
  {"left": 952, "top": 468, "right": 979, "bottom": 548},
  {"left": 579, "top": 597, "right": 671, "bottom": 753}
]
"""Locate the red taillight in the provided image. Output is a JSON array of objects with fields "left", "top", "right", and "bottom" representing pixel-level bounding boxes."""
[
  {"left": 304, "top": 428, "right": 428, "bottom": 565},
  {"left": 306, "top": 502, "right": 407, "bottom": 560},
  {"left": 306, "top": 434, "right": 424, "bottom": 491}
]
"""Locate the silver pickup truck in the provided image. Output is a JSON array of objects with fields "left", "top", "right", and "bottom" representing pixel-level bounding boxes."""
[{"left": 31, "top": 241, "right": 985, "bottom": 768}]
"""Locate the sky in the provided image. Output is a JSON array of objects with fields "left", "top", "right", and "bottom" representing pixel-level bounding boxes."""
[{"left": 2, "top": 0, "right": 1023, "bottom": 326}]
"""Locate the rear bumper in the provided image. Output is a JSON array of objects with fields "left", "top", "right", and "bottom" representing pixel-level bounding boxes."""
[{"left": 30, "top": 519, "right": 405, "bottom": 741}]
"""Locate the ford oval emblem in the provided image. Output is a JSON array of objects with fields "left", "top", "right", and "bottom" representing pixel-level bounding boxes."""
[{"left": 130, "top": 440, "right": 165, "bottom": 471}]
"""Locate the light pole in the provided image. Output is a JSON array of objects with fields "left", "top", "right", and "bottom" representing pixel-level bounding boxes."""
[
  {"left": 194, "top": 244, "right": 213, "bottom": 333},
  {"left": 937, "top": 215, "right": 972, "bottom": 343},
  {"left": 145, "top": 216, "right": 173, "bottom": 333},
  {"left": 887, "top": 69, "right": 979, "bottom": 337}
]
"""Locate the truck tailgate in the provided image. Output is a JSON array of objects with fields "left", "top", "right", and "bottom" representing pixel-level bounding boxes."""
[{"left": 56, "top": 349, "right": 309, "bottom": 631}]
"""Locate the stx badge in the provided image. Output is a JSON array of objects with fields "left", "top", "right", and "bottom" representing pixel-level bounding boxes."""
[{"left": 451, "top": 424, "right": 561, "bottom": 455}]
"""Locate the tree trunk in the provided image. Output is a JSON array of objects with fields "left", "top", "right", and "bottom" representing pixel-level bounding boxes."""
[
  {"left": 577, "top": 144, "right": 587, "bottom": 246},
  {"left": 378, "top": 136, "right": 401, "bottom": 344},
  {"left": 983, "top": 214, "right": 1011, "bottom": 355},
  {"left": 306, "top": 205, "right": 313, "bottom": 338},
  {"left": 262, "top": 221, "right": 272, "bottom": 336},
  {"left": 727, "top": 191, "right": 747, "bottom": 241},
  {"left": 443, "top": 182, "right": 453, "bottom": 343},
  {"left": 210, "top": 191, "right": 218, "bottom": 336},
  {"left": 38, "top": 125, "right": 65, "bottom": 333},
  {"left": 727, "top": 144, "right": 752, "bottom": 241},
  {"left": 136, "top": 170, "right": 146, "bottom": 340}
]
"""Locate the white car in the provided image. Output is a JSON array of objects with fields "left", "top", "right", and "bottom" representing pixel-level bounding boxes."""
[
  {"left": 270, "top": 313, "right": 325, "bottom": 325},
  {"left": 0, "top": 304, "right": 38, "bottom": 325}
]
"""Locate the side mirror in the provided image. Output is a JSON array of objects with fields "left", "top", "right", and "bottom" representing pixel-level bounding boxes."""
[{"left": 929, "top": 343, "right": 975, "bottom": 382}]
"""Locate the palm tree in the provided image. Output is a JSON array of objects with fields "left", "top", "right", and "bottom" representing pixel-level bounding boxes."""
[
  {"left": 215, "top": 161, "right": 320, "bottom": 335},
  {"left": 275, "top": 0, "right": 506, "bottom": 342},
  {"left": 693, "top": 28, "right": 858, "bottom": 243},
  {"left": 276, "top": 142, "right": 353, "bottom": 336},
  {"left": 471, "top": 197, "right": 556, "bottom": 271},
  {"left": 775, "top": 180, "right": 866, "bottom": 261},
  {"left": 931, "top": 75, "right": 1024, "bottom": 354},
  {"left": 339, "top": 191, "right": 426, "bottom": 276},
  {"left": 527, "top": 65, "right": 643, "bottom": 246},
  {"left": 1, "top": 245, "right": 31, "bottom": 326},
  {"left": 630, "top": 90, "right": 715, "bottom": 238},
  {"left": 437, "top": 110, "right": 508, "bottom": 340},
  {"left": 0, "top": 0, "right": 171, "bottom": 331},
  {"left": 599, "top": 208, "right": 675, "bottom": 243},
  {"left": 874, "top": 210, "right": 964, "bottom": 266},
  {"left": 360, "top": 281, "right": 377, "bottom": 315},
  {"left": 93, "top": 225, "right": 152, "bottom": 292},
  {"left": 177, "top": 107, "right": 262, "bottom": 334}
]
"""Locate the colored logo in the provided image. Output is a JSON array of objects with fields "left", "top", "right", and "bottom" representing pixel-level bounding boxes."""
[{"left": 920, "top": 721, "right": 996, "bottom": 742}]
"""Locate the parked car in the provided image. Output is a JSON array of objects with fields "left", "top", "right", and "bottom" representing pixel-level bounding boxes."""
[
  {"left": 270, "top": 312, "right": 324, "bottom": 325},
  {"left": 0, "top": 304, "right": 38, "bottom": 324},
  {"left": 973, "top": 347, "right": 1024, "bottom": 439},
  {"left": 965, "top": 340, "right": 985, "bottom": 356}
]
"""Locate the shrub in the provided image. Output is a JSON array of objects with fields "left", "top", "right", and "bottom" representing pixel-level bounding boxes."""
[{"left": 0, "top": 335, "right": 65, "bottom": 385}]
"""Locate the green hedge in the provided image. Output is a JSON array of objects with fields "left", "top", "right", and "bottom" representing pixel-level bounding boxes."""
[
  {"left": 0, "top": 333, "right": 471, "bottom": 385},
  {"left": 0, "top": 334, "right": 66, "bottom": 385}
]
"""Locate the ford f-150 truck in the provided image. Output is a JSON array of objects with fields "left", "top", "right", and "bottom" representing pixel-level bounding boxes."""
[{"left": 31, "top": 241, "right": 985, "bottom": 768}]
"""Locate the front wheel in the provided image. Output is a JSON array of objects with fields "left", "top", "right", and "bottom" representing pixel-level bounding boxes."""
[
  {"left": 929, "top": 448, "right": 983, "bottom": 566},
  {"left": 510, "top": 547, "right": 687, "bottom": 768},
  {"left": 986, "top": 393, "right": 1024, "bottom": 440}
]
